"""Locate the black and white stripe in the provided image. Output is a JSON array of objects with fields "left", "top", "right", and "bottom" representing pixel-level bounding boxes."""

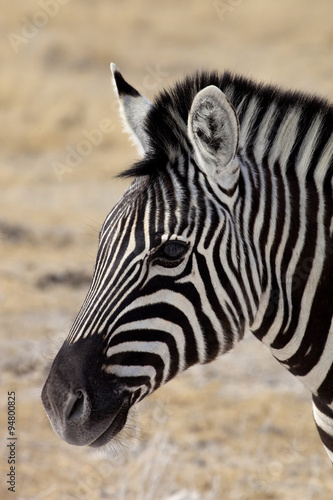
[{"left": 42, "top": 65, "right": 333, "bottom": 459}]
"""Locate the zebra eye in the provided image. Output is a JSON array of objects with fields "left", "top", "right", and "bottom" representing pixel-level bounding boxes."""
[{"left": 154, "top": 240, "right": 188, "bottom": 265}]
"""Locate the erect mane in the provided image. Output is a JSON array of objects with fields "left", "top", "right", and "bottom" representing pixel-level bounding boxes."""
[{"left": 119, "top": 70, "right": 332, "bottom": 179}]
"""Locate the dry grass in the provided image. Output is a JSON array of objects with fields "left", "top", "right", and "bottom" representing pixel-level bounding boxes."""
[{"left": 1, "top": 0, "right": 333, "bottom": 498}]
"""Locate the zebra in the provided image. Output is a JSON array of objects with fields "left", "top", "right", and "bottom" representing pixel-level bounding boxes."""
[{"left": 42, "top": 64, "right": 333, "bottom": 464}]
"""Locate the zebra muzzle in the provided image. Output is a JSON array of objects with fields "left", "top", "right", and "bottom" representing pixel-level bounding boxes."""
[{"left": 41, "top": 339, "right": 132, "bottom": 447}]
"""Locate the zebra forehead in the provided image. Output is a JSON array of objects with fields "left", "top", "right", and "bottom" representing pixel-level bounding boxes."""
[
  {"left": 102, "top": 171, "right": 189, "bottom": 241},
  {"left": 102, "top": 177, "right": 147, "bottom": 228},
  {"left": 120, "top": 70, "right": 332, "bottom": 179}
]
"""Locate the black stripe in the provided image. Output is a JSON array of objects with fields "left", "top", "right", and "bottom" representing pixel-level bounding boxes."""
[
  {"left": 195, "top": 250, "right": 236, "bottom": 352},
  {"left": 111, "top": 301, "right": 199, "bottom": 368},
  {"left": 109, "top": 329, "right": 180, "bottom": 381},
  {"left": 107, "top": 351, "right": 165, "bottom": 389},
  {"left": 313, "top": 395, "right": 333, "bottom": 451}
]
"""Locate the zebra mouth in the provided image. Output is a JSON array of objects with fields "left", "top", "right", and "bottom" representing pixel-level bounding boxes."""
[{"left": 89, "top": 401, "right": 130, "bottom": 448}]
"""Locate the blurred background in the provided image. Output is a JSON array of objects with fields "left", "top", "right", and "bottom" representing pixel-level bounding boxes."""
[{"left": 1, "top": 1, "right": 333, "bottom": 498}]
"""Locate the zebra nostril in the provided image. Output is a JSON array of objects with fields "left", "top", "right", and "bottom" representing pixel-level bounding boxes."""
[{"left": 66, "top": 390, "right": 88, "bottom": 422}]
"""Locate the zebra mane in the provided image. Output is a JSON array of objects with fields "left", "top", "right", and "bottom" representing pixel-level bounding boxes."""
[{"left": 119, "top": 70, "right": 332, "bottom": 179}]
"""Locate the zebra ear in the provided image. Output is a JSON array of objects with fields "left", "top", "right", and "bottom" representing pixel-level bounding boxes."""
[
  {"left": 188, "top": 85, "right": 239, "bottom": 184},
  {"left": 111, "top": 63, "right": 152, "bottom": 155}
]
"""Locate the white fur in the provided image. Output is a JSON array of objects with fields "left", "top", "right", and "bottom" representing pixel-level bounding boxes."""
[
  {"left": 187, "top": 85, "right": 239, "bottom": 187},
  {"left": 110, "top": 63, "right": 152, "bottom": 155}
]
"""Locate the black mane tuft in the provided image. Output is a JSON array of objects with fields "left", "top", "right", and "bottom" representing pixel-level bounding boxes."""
[{"left": 119, "top": 70, "right": 332, "bottom": 179}]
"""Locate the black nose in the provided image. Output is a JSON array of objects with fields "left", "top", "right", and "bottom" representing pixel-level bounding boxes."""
[
  {"left": 65, "top": 389, "right": 89, "bottom": 423},
  {"left": 41, "top": 339, "right": 131, "bottom": 447}
]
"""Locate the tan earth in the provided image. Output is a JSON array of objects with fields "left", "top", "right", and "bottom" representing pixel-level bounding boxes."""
[{"left": 1, "top": 1, "right": 333, "bottom": 499}]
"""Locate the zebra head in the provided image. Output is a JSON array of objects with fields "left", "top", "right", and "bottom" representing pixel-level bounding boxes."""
[{"left": 42, "top": 65, "right": 250, "bottom": 448}]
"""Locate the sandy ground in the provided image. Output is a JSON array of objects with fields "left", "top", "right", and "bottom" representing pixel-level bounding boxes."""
[{"left": 1, "top": 0, "right": 333, "bottom": 498}]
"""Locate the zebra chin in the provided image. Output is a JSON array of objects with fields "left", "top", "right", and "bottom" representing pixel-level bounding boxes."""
[
  {"left": 87, "top": 402, "right": 131, "bottom": 448},
  {"left": 41, "top": 338, "right": 139, "bottom": 448}
]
